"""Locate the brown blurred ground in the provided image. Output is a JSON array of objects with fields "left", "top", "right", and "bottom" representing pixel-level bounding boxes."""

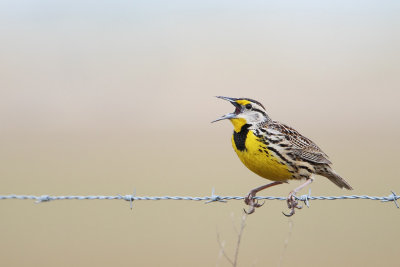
[{"left": 0, "top": 1, "right": 399, "bottom": 266}]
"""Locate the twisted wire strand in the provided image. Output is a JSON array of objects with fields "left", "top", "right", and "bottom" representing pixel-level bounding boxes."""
[{"left": 0, "top": 190, "right": 398, "bottom": 208}]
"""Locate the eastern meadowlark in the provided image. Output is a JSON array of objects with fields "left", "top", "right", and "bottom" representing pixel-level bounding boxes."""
[{"left": 212, "top": 96, "right": 353, "bottom": 216}]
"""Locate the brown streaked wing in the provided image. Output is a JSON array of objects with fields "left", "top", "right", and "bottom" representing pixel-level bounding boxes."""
[{"left": 269, "top": 122, "right": 332, "bottom": 164}]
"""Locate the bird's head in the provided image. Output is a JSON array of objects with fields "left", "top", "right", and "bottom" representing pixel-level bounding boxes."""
[{"left": 212, "top": 96, "right": 271, "bottom": 132}]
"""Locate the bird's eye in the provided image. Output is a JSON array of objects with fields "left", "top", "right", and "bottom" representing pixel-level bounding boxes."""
[{"left": 245, "top": 104, "right": 252, "bottom": 110}]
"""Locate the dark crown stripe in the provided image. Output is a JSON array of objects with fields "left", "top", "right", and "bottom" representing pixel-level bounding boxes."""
[{"left": 240, "top": 98, "right": 266, "bottom": 110}]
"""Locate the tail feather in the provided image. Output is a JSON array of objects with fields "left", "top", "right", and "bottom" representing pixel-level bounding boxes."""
[{"left": 317, "top": 166, "right": 353, "bottom": 190}]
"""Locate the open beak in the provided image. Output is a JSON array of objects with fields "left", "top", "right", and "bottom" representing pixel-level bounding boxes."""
[{"left": 211, "top": 96, "right": 241, "bottom": 123}]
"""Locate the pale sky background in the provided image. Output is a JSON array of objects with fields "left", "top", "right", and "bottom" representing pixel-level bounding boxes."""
[{"left": 0, "top": 1, "right": 399, "bottom": 266}]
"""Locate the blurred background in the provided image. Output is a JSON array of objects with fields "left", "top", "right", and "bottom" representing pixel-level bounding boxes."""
[{"left": 1, "top": 0, "right": 399, "bottom": 266}]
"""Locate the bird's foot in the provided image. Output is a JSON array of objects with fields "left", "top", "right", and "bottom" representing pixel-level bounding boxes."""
[
  {"left": 282, "top": 192, "right": 303, "bottom": 217},
  {"left": 244, "top": 191, "right": 265, "bottom": 214}
]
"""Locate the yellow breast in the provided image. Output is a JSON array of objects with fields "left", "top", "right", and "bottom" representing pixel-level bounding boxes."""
[{"left": 231, "top": 130, "right": 293, "bottom": 181}]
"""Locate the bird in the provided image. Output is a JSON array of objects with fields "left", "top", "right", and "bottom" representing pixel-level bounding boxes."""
[{"left": 212, "top": 96, "right": 353, "bottom": 216}]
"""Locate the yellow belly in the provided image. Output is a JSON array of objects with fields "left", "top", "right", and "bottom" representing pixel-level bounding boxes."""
[{"left": 232, "top": 131, "right": 292, "bottom": 181}]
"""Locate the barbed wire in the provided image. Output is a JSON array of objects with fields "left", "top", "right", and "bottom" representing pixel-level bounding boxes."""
[{"left": 0, "top": 189, "right": 398, "bottom": 209}]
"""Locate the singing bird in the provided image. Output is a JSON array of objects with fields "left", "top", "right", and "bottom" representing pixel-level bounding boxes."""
[{"left": 212, "top": 96, "right": 353, "bottom": 216}]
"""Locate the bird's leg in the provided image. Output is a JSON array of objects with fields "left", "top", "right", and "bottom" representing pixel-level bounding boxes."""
[
  {"left": 244, "top": 181, "right": 283, "bottom": 214},
  {"left": 283, "top": 178, "right": 314, "bottom": 217}
]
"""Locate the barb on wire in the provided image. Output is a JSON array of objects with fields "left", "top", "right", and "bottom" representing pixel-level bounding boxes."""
[
  {"left": 297, "top": 189, "right": 312, "bottom": 208},
  {"left": 0, "top": 190, "right": 399, "bottom": 209},
  {"left": 205, "top": 188, "right": 227, "bottom": 204}
]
